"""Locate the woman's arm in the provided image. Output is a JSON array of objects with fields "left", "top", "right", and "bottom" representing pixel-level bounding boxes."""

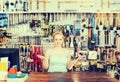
[
  {"left": 37, "top": 49, "right": 50, "bottom": 70},
  {"left": 66, "top": 50, "right": 80, "bottom": 70}
]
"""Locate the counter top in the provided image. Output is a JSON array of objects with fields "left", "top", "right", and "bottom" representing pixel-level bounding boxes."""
[{"left": 25, "top": 72, "right": 119, "bottom": 82}]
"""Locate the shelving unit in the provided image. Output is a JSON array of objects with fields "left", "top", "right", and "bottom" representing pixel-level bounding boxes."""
[{"left": 0, "top": 0, "right": 120, "bottom": 81}]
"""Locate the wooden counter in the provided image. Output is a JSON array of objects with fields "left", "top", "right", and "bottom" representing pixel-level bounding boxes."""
[{"left": 25, "top": 72, "right": 119, "bottom": 82}]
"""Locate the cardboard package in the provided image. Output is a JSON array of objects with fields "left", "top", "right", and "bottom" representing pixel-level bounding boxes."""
[{"left": 0, "top": 57, "right": 8, "bottom": 81}]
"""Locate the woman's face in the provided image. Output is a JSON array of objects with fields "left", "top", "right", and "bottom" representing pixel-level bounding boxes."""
[{"left": 53, "top": 34, "right": 64, "bottom": 47}]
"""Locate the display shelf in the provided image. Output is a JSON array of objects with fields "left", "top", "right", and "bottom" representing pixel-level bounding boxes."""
[{"left": 0, "top": 0, "right": 120, "bottom": 13}]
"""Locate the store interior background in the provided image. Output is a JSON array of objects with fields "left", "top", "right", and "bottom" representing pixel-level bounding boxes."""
[{"left": 0, "top": 0, "right": 120, "bottom": 80}]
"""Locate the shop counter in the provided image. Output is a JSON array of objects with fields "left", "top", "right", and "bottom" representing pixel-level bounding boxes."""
[{"left": 25, "top": 72, "right": 119, "bottom": 82}]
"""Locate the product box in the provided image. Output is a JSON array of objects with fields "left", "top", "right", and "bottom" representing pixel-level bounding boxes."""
[
  {"left": 0, "top": 57, "right": 8, "bottom": 81},
  {"left": 0, "top": 57, "right": 8, "bottom": 71}
]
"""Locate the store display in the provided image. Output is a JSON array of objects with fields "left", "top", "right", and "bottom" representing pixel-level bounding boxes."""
[
  {"left": 2, "top": 0, "right": 29, "bottom": 12},
  {"left": 20, "top": 44, "right": 30, "bottom": 70},
  {"left": 29, "top": 45, "right": 43, "bottom": 72},
  {"left": 0, "top": 0, "right": 120, "bottom": 81}
]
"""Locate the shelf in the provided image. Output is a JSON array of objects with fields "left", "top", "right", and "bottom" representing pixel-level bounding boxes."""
[{"left": 0, "top": 0, "right": 120, "bottom": 13}]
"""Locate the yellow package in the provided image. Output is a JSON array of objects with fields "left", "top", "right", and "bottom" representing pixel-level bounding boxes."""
[
  {"left": 90, "top": 61, "right": 95, "bottom": 65},
  {"left": 0, "top": 62, "right": 8, "bottom": 72},
  {"left": 97, "top": 63, "right": 100, "bottom": 68}
]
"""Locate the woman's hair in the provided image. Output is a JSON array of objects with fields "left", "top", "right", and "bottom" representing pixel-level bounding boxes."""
[{"left": 52, "top": 31, "right": 65, "bottom": 40}]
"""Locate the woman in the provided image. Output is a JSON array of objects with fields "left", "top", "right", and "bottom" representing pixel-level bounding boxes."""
[{"left": 37, "top": 31, "right": 80, "bottom": 72}]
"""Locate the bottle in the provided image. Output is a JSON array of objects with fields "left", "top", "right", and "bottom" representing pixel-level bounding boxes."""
[{"left": 23, "top": 0, "right": 28, "bottom": 12}]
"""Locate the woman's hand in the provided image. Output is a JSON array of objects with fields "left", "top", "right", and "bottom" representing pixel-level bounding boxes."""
[
  {"left": 76, "top": 53, "right": 81, "bottom": 60},
  {"left": 37, "top": 55, "right": 49, "bottom": 70},
  {"left": 67, "top": 55, "right": 81, "bottom": 70}
]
